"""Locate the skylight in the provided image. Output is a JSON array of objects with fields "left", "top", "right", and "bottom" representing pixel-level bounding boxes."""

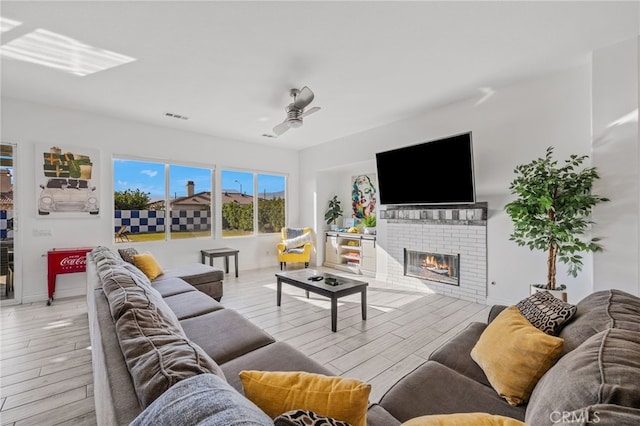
[
  {"left": 0, "top": 28, "right": 136, "bottom": 76},
  {"left": 0, "top": 16, "right": 22, "bottom": 33}
]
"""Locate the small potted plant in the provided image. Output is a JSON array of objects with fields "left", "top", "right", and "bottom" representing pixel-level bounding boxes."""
[
  {"left": 324, "top": 196, "right": 343, "bottom": 230},
  {"left": 505, "top": 147, "right": 608, "bottom": 300},
  {"left": 361, "top": 215, "right": 377, "bottom": 234}
]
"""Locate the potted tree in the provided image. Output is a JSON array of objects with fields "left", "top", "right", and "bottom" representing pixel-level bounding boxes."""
[
  {"left": 505, "top": 147, "right": 608, "bottom": 301},
  {"left": 324, "top": 196, "right": 343, "bottom": 230}
]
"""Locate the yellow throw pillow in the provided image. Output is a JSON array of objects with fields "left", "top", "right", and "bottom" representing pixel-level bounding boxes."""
[
  {"left": 402, "top": 412, "right": 527, "bottom": 426},
  {"left": 239, "top": 370, "right": 371, "bottom": 426},
  {"left": 132, "top": 252, "right": 164, "bottom": 280},
  {"left": 470, "top": 306, "right": 564, "bottom": 406}
]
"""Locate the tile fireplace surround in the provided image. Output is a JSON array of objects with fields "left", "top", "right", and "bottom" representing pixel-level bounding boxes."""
[{"left": 379, "top": 203, "right": 488, "bottom": 303}]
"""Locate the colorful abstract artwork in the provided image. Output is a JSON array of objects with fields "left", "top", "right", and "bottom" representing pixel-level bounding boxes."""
[{"left": 351, "top": 174, "right": 377, "bottom": 219}]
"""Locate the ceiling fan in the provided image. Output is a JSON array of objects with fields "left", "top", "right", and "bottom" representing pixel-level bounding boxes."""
[{"left": 272, "top": 86, "right": 321, "bottom": 136}]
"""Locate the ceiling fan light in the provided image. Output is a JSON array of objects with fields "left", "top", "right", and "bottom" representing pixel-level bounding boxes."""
[{"left": 288, "top": 118, "right": 303, "bottom": 128}]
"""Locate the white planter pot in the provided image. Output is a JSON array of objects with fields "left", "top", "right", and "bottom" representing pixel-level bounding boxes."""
[{"left": 530, "top": 284, "right": 568, "bottom": 302}]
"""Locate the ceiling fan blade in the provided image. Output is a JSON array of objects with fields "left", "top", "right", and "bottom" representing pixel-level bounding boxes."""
[
  {"left": 273, "top": 120, "right": 291, "bottom": 136},
  {"left": 300, "top": 106, "right": 321, "bottom": 118},
  {"left": 293, "top": 86, "right": 314, "bottom": 109}
]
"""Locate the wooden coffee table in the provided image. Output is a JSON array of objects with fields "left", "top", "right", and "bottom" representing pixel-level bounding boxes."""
[{"left": 275, "top": 269, "right": 368, "bottom": 332}]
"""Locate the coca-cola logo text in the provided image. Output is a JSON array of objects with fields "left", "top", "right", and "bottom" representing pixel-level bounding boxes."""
[{"left": 59, "top": 256, "right": 87, "bottom": 267}]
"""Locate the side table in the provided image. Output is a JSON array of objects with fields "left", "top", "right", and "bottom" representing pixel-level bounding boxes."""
[{"left": 201, "top": 248, "right": 239, "bottom": 278}]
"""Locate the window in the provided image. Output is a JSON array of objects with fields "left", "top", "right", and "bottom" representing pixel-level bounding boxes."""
[
  {"left": 221, "top": 170, "right": 253, "bottom": 237},
  {"left": 114, "top": 158, "right": 212, "bottom": 242},
  {"left": 169, "top": 165, "right": 212, "bottom": 239},
  {"left": 258, "top": 173, "right": 285, "bottom": 234},
  {"left": 221, "top": 170, "right": 285, "bottom": 237}
]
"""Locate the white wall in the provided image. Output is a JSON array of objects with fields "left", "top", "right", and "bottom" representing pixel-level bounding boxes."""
[
  {"left": 300, "top": 64, "right": 602, "bottom": 305},
  {"left": 6, "top": 41, "right": 638, "bottom": 306},
  {"left": 2, "top": 98, "right": 300, "bottom": 303},
  {"left": 592, "top": 37, "right": 640, "bottom": 295}
]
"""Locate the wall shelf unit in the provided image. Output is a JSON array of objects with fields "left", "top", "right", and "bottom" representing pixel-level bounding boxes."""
[{"left": 324, "top": 231, "right": 376, "bottom": 277}]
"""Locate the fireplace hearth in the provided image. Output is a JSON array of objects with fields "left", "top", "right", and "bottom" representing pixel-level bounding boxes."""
[{"left": 404, "top": 249, "right": 460, "bottom": 286}]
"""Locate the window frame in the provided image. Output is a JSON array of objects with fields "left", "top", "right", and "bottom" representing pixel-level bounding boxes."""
[
  {"left": 113, "top": 155, "right": 215, "bottom": 242},
  {"left": 220, "top": 168, "right": 287, "bottom": 238}
]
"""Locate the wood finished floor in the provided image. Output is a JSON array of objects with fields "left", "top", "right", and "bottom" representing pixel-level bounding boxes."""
[{"left": 0, "top": 265, "right": 491, "bottom": 425}]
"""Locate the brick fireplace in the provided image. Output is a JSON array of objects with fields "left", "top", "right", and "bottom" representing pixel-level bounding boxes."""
[{"left": 379, "top": 203, "right": 488, "bottom": 303}]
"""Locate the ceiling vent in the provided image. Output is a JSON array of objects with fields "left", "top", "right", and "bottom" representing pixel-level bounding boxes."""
[{"left": 164, "top": 112, "right": 189, "bottom": 120}]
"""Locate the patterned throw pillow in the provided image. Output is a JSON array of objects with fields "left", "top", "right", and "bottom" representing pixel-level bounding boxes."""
[
  {"left": 516, "top": 290, "right": 577, "bottom": 335},
  {"left": 274, "top": 409, "right": 351, "bottom": 426},
  {"left": 118, "top": 247, "right": 139, "bottom": 264}
]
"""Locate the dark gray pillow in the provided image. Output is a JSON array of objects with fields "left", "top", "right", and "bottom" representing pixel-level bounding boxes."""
[
  {"left": 118, "top": 247, "right": 139, "bottom": 264},
  {"left": 116, "top": 308, "right": 226, "bottom": 408},
  {"left": 516, "top": 290, "right": 577, "bottom": 335},
  {"left": 525, "top": 328, "right": 640, "bottom": 425},
  {"left": 130, "top": 373, "right": 272, "bottom": 426}
]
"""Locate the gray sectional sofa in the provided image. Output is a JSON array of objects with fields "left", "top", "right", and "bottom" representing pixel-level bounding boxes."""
[
  {"left": 86, "top": 246, "right": 640, "bottom": 425},
  {"left": 370, "top": 289, "right": 640, "bottom": 426},
  {"left": 87, "top": 246, "right": 331, "bottom": 425}
]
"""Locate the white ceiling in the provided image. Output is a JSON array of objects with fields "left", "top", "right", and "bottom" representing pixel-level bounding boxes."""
[{"left": 1, "top": 1, "right": 638, "bottom": 150}]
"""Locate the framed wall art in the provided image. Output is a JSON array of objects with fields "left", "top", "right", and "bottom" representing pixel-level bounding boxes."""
[
  {"left": 351, "top": 174, "right": 377, "bottom": 219},
  {"left": 36, "top": 144, "right": 100, "bottom": 218}
]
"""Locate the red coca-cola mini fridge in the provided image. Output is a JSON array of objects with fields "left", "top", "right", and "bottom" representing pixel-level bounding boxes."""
[{"left": 47, "top": 247, "right": 93, "bottom": 305}]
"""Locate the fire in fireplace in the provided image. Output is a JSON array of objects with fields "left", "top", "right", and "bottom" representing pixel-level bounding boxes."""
[{"left": 404, "top": 249, "right": 460, "bottom": 286}]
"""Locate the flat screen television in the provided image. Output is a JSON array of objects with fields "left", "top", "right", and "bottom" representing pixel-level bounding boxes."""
[{"left": 375, "top": 132, "right": 475, "bottom": 205}]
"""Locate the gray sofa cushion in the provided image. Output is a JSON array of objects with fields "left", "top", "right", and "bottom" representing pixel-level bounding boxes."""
[
  {"left": 115, "top": 307, "right": 226, "bottom": 408},
  {"left": 155, "top": 263, "right": 224, "bottom": 300},
  {"left": 559, "top": 289, "right": 640, "bottom": 354},
  {"left": 100, "top": 266, "right": 184, "bottom": 333},
  {"left": 366, "top": 404, "right": 401, "bottom": 426},
  {"left": 120, "top": 261, "right": 153, "bottom": 287},
  {"left": 155, "top": 263, "right": 224, "bottom": 286},
  {"left": 151, "top": 277, "right": 197, "bottom": 297},
  {"left": 220, "top": 341, "right": 334, "bottom": 393},
  {"left": 92, "top": 248, "right": 128, "bottom": 289},
  {"left": 428, "top": 322, "right": 491, "bottom": 387},
  {"left": 180, "top": 309, "right": 275, "bottom": 364},
  {"left": 525, "top": 328, "right": 640, "bottom": 426},
  {"left": 92, "top": 246, "right": 121, "bottom": 266},
  {"left": 130, "top": 373, "right": 272, "bottom": 426},
  {"left": 377, "top": 361, "right": 526, "bottom": 423},
  {"left": 104, "top": 281, "right": 158, "bottom": 320},
  {"left": 94, "top": 290, "right": 144, "bottom": 424},
  {"left": 163, "top": 291, "right": 224, "bottom": 320}
]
